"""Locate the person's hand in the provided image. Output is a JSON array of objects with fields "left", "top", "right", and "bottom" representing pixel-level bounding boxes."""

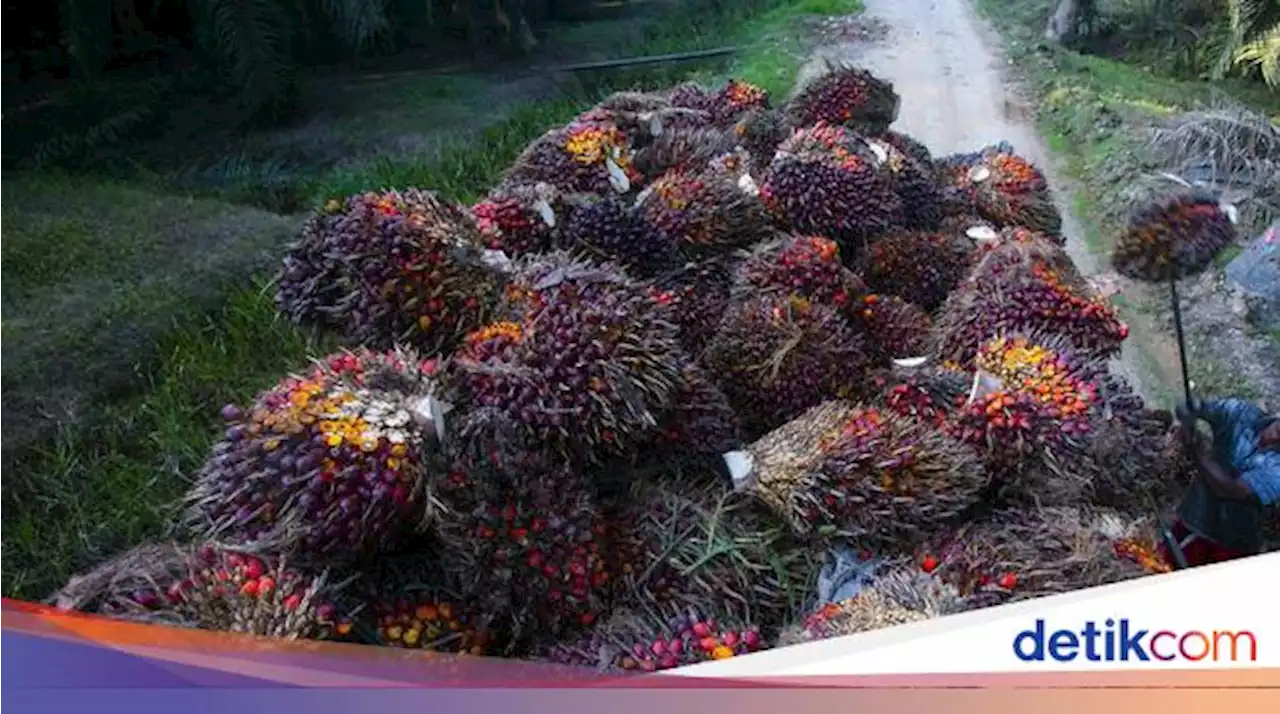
[{"left": 1175, "top": 397, "right": 1202, "bottom": 424}]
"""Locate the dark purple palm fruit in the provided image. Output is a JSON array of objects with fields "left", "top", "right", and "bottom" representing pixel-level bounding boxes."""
[
  {"left": 730, "top": 108, "right": 789, "bottom": 173},
  {"left": 559, "top": 194, "right": 678, "bottom": 276},
  {"left": 470, "top": 182, "right": 562, "bottom": 257},
  {"left": 603, "top": 467, "right": 815, "bottom": 631},
  {"left": 543, "top": 604, "right": 767, "bottom": 673},
  {"left": 1111, "top": 191, "right": 1237, "bottom": 283},
  {"left": 182, "top": 348, "right": 444, "bottom": 559},
  {"left": 436, "top": 461, "right": 613, "bottom": 651},
  {"left": 868, "top": 136, "right": 944, "bottom": 231},
  {"left": 785, "top": 62, "right": 900, "bottom": 134},
  {"left": 667, "top": 81, "right": 715, "bottom": 112},
  {"left": 854, "top": 293, "right": 934, "bottom": 365},
  {"left": 276, "top": 189, "right": 502, "bottom": 353},
  {"left": 759, "top": 123, "right": 904, "bottom": 250},
  {"left": 862, "top": 363, "right": 971, "bottom": 427},
  {"left": 649, "top": 359, "right": 742, "bottom": 458},
  {"left": 743, "top": 406, "right": 989, "bottom": 550},
  {"left": 860, "top": 229, "right": 975, "bottom": 311},
  {"left": 704, "top": 293, "right": 868, "bottom": 438},
  {"left": 635, "top": 165, "right": 771, "bottom": 257},
  {"left": 500, "top": 116, "right": 641, "bottom": 196},
  {"left": 447, "top": 252, "right": 685, "bottom": 465},
  {"left": 648, "top": 258, "right": 736, "bottom": 357},
  {"left": 732, "top": 234, "right": 868, "bottom": 312}
]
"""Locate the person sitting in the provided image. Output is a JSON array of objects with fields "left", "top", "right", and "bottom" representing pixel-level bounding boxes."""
[{"left": 1158, "top": 397, "right": 1280, "bottom": 568}]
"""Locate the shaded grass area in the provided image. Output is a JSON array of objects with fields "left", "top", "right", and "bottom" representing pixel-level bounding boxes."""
[
  {"left": 972, "top": 0, "right": 1279, "bottom": 404},
  {"left": 1, "top": 0, "right": 862, "bottom": 601}
]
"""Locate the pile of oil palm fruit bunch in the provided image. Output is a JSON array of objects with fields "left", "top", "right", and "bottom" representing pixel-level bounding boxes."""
[{"left": 52, "top": 63, "right": 1205, "bottom": 670}]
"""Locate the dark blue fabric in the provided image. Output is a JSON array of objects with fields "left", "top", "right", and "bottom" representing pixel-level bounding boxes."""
[{"left": 1197, "top": 398, "right": 1280, "bottom": 505}]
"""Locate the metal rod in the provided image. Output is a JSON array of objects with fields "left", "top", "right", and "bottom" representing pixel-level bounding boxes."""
[
  {"left": 548, "top": 46, "right": 742, "bottom": 73},
  {"left": 1169, "top": 278, "right": 1193, "bottom": 406}
]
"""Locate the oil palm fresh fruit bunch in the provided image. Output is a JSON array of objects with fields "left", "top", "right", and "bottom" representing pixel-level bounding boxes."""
[
  {"left": 732, "top": 234, "right": 868, "bottom": 310},
  {"left": 738, "top": 404, "right": 988, "bottom": 549},
  {"left": 633, "top": 125, "right": 735, "bottom": 180},
  {"left": 863, "top": 363, "right": 970, "bottom": 427},
  {"left": 1085, "top": 408, "right": 1189, "bottom": 514},
  {"left": 369, "top": 593, "right": 496, "bottom": 655},
  {"left": 648, "top": 258, "right": 736, "bottom": 357},
  {"left": 54, "top": 543, "right": 357, "bottom": 640},
  {"left": 501, "top": 116, "right": 641, "bottom": 196},
  {"left": 591, "top": 90, "right": 673, "bottom": 115},
  {"left": 854, "top": 294, "right": 934, "bottom": 364},
  {"left": 710, "top": 79, "right": 772, "bottom": 126},
  {"left": 861, "top": 230, "right": 974, "bottom": 311},
  {"left": 875, "top": 130, "right": 934, "bottom": 171},
  {"left": 778, "top": 565, "right": 969, "bottom": 646},
  {"left": 785, "top": 62, "right": 900, "bottom": 135},
  {"left": 544, "top": 604, "right": 765, "bottom": 672},
  {"left": 437, "top": 462, "right": 612, "bottom": 651},
  {"left": 604, "top": 467, "right": 815, "bottom": 629},
  {"left": 667, "top": 81, "right": 715, "bottom": 111},
  {"left": 560, "top": 194, "right": 679, "bottom": 276},
  {"left": 276, "top": 189, "right": 501, "bottom": 353},
  {"left": 759, "top": 122, "right": 904, "bottom": 247},
  {"left": 635, "top": 165, "right": 771, "bottom": 257},
  {"left": 944, "top": 146, "right": 1062, "bottom": 235},
  {"left": 447, "top": 252, "right": 684, "bottom": 464},
  {"left": 730, "top": 108, "right": 789, "bottom": 172},
  {"left": 470, "top": 182, "right": 563, "bottom": 257},
  {"left": 648, "top": 359, "right": 743, "bottom": 457},
  {"left": 870, "top": 136, "right": 944, "bottom": 230},
  {"left": 1111, "top": 191, "right": 1237, "bottom": 283},
  {"left": 916, "top": 507, "right": 1165, "bottom": 607},
  {"left": 183, "top": 348, "right": 443, "bottom": 559},
  {"left": 704, "top": 294, "right": 868, "bottom": 438}
]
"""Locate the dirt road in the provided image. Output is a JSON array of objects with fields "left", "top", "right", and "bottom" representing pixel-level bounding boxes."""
[{"left": 801, "top": 0, "right": 1170, "bottom": 398}]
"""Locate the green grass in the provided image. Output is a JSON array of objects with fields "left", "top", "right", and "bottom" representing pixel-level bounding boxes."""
[{"left": 1, "top": 0, "right": 861, "bottom": 601}]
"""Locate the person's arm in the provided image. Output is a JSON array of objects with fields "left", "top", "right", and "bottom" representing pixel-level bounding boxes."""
[
  {"left": 1193, "top": 442, "right": 1254, "bottom": 500},
  {"left": 1194, "top": 398, "right": 1262, "bottom": 436},
  {"left": 1236, "top": 454, "right": 1280, "bottom": 507}
]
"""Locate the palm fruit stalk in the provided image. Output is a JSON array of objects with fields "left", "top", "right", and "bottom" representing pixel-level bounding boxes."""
[
  {"left": 1111, "top": 191, "right": 1237, "bottom": 283},
  {"left": 778, "top": 565, "right": 970, "bottom": 646},
  {"left": 53, "top": 543, "right": 357, "bottom": 640},
  {"left": 560, "top": 194, "right": 679, "bottom": 276},
  {"left": 183, "top": 348, "right": 443, "bottom": 559},
  {"left": 785, "top": 62, "right": 900, "bottom": 135},
  {"left": 943, "top": 146, "right": 1062, "bottom": 236},
  {"left": 737, "top": 404, "right": 989, "bottom": 549},
  {"left": 862, "top": 362, "right": 971, "bottom": 427},
  {"left": 732, "top": 234, "right": 868, "bottom": 311},
  {"left": 470, "top": 182, "right": 563, "bottom": 257},
  {"left": 917, "top": 507, "right": 1168, "bottom": 607},
  {"left": 703, "top": 294, "right": 867, "bottom": 438},
  {"left": 543, "top": 604, "right": 765, "bottom": 672},
  {"left": 604, "top": 467, "right": 816, "bottom": 630},
  {"left": 854, "top": 294, "right": 934, "bottom": 365},
  {"left": 760, "top": 123, "right": 904, "bottom": 248},
  {"left": 447, "top": 252, "right": 685, "bottom": 466},
  {"left": 635, "top": 165, "right": 772, "bottom": 257},
  {"left": 648, "top": 257, "right": 736, "bottom": 357},
  {"left": 436, "top": 462, "right": 612, "bottom": 652},
  {"left": 500, "top": 117, "right": 641, "bottom": 196},
  {"left": 931, "top": 245, "right": 1128, "bottom": 366},
  {"left": 275, "top": 189, "right": 501, "bottom": 352},
  {"left": 861, "top": 230, "right": 975, "bottom": 311}
]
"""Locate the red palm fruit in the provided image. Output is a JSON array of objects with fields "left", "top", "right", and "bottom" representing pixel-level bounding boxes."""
[
  {"left": 370, "top": 593, "right": 495, "bottom": 654},
  {"left": 860, "top": 230, "right": 975, "bottom": 311},
  {"left": 862, "top": 364, "right": 971, "bottom": 427},
  {"left": 1111, "top": 191, "right": 1236, "bottom": 283},
  {"left": 785, "top": 63, "right": 900, "bottom": 135},
  {"left": 759, "top": 123, "right": 905, "bottom": 248},
  {"left": 500, "top": 117, "right": 641, "bottom": 196},
  {"left": 919, "top": 506, "right": 1164, "bottom": 607},
  {"left": 636, "top": 165, "right": 772, "bottom": 257},
  {"left": 183, "top": 347, "right": 441, "bottom": 559},
  {"left": 780, "top": 566, "right": 969, "bottom": 646},
  {"left": 732, "top": 234, "right": 868, "bottom": 309},
  {"left": 703, "top": 293, "right": 868, "bottom": 438},
  {"left": 648, "top": 257, "right": 736, "bottom": 357},
  {"left": 604, "top": 467, "right": 816, "bottom": 631},
  {"left": 855, "top": 294, "right": 934, "bottom": 364},
  {"left": 542, "top": 604, "right": 766, "bottom": 672},
  {"left": 741, "top": 404, "right": 989, "bottom": 550},
  {"left": 447, "top": 252, "right": 686, "bottom": 465},
  {"left": 437, "top": 463, "right": 612, "bottom": 650},
  {"left": 470, "top": 182, "right": 562, "bottom": 257},
  {"left": 709, "top": 79, "right": 772, "bottom": 127},
  {"left": 276, "top": 189, "right": 502, "bottom": 353}
]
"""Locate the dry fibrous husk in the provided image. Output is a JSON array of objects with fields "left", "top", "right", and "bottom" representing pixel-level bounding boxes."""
[
  {"left": 917, "top": 506, "right": 1169, "bottom": 606},
  {"left": 605, "top": 467, "right": 816, "bottom": 629},
  {"left": 182, "top": 348, "right": 442, "bottom": 559},
  {"left": 275, "top": 189, "right": 501, "bottom": 352}
]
